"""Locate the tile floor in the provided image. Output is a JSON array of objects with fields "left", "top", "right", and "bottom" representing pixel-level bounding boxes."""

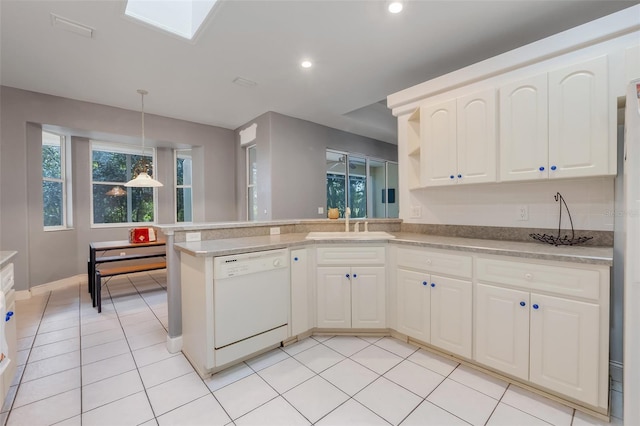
[{"left": 0, "top": 271, "right": 624, "bottom": 426}]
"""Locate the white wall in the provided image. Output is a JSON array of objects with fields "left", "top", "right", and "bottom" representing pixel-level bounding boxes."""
[{"left": 403, "top": 177, "right": 614, "bottom": 231}]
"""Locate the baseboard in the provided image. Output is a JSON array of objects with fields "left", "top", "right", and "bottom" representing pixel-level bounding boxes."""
[
  {"left": 610, "top": 361, "right": 623, "bottom": 383},
  {"left": 166, "top": 335, "right": 183, "bottom": 353},
  {"left": 30, "top": 274, "right": 87, "bottom": 296}
]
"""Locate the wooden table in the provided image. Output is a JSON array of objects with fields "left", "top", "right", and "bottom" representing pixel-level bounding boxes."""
[{"left": 88, "top": 239, "right": 166, "bottom": 307}]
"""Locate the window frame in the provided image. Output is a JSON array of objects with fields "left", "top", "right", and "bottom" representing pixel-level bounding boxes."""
[
  {"left": 90, "top": 140, "right": 159, "bottom": 228},
  {"left": 246, "top": 144, "right": 257, "bottom": 221},
  {"left": 175, "top": 149, "right": 193, "bottom": 223},
  {"left": 42, "top": 130, "right": 70, "bottom": 231}
]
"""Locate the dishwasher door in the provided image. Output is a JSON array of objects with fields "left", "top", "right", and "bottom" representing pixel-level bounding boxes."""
[{"left": 213, "top": 250, "right": 290, "bottom": 349}]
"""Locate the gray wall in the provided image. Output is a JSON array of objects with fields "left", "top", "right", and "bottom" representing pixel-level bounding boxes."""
[
  {"left": 0, "top": 86, "right": 236, "bottom": 290},
  {"left": 237, "top": 112, "right": 398, "bottom": 220}
]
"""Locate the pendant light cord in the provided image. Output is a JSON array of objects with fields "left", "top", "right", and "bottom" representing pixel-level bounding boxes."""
[{"left": 137, "top": 89, "right": 148, "bottom": 170}]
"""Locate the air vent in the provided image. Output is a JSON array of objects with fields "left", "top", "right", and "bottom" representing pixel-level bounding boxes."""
[
  {"left": 232, "top": 77, "right": 258, "bottom": 88},
  {"left": 50, "top": 13, "right": 94, "bottom": 38}
]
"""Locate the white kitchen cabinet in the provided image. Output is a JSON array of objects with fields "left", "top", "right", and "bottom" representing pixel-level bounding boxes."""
[
  {"left": 291, "top": 248, "right": 312, "bottom": 336},
  {"left": 422, "top": 99, "right": 457, "bottom": 186},
  {"left": 499, "top": 73, "right": 549, "bottom": 181},
  {"left": 430, "top": 274, "right": 472, "bottom": 358},
  {"left": 529, "top": 293, "right": 600, "bottom": 405},
  {"left": 548, "top": 56, "right": 609, "bottom": 179},
  {"left": 475, "top": 283, "right": 530, "bottom": 380},
  {"left": 456, "top": 90, "right": 497, "bottom": 184},
  {"left": 475, "top": 256, "right": 609, "bottom": 409},
  {"left": 499, "top": 56, "right": 610, "bottom": 182},
  {"left": 396, "top": 269, "right": 430, "bottom": 342},
  {"left": 395, "top": 247, "right": 473, "bottom": 358},
  {"left": 316, "top": 246, "right": 386, "bottom": 330},
  {"left": 317, "top": 266, "right": 386, "bottom": 329},
  {"left": 317, "top": 267, "right": 351, "bottom": 329},
  {"left": 422, "top": 90, "right": 496, "bottom": 186}
]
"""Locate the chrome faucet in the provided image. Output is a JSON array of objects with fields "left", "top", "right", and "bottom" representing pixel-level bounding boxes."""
[{"left": 345, "top": 207, "right": 351, "bottom": 232}]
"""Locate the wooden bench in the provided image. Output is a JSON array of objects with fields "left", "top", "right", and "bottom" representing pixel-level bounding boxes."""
[
  {"left": 95, "top": 261, "right": 166, "bottom": 312},
  {"left": 88, "top": 239, "right": 166, "bottom": 312}
]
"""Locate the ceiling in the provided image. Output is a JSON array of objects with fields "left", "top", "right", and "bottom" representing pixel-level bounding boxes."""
[{"left": 0, "top": 1, "right": 636, "bottom": 145}]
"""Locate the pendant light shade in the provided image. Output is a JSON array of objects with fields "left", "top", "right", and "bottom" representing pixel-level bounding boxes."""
[
  {"left": 125, "top": 89, "right": 163, "bottom": 188},
  {"left": 106, "top": 186, "right": 127, "bottom": 196}
]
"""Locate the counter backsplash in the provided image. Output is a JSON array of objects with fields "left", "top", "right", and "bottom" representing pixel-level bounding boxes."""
[{"left": 162, "top": 220, "right": 612, "bottom": 247}]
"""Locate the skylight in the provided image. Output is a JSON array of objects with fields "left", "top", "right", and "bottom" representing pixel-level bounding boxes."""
[{"left": 125, "top": 0, "right": 217, "bottom": 40}]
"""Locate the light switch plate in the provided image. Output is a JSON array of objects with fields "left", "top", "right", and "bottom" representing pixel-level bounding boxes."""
[{"left": 270, "top": 227, "right": 280, "bottom": 235}]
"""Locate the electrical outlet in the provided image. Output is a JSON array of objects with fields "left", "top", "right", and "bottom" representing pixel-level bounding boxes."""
[
  {"left": 410, "top": 206, "right": 422, "bottom": 218},
  {"left": 318, "top": 207, "right": 324, "bottom": 214},
  {"left": 517, "top": 205, "right": 529, "bottom": 221},
  {"left": 270, "top": 227, "right": 280, "bottom": 235},
  {"left": 186, "top": 232, "right": 201, "bottom": 242}
]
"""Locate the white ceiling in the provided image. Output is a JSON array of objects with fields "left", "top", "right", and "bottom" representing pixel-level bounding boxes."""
[{"left": 0, "top": 1, "right": 636, "bottom": 145}]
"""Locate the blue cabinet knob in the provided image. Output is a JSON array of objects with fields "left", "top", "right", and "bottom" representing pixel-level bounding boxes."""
[
  {"left": 450, "top": 175, "right": 455, "bottom": 179},
  {"left": 532, "top": 304, "right": 539, "bottom": 310},
  {"left": 457, "top": 174, "right": 462, "bottom": 178},
  {"left": 294, "top": 257, "right": 299, "bottom": 261},
  {"left": 345, "top": 274, "right": 350, "bottom": 279},
  {"left": 539, "top": 166, "right": 545, "bottom": 171},
  {"left": 431, "top": 283, "right": 435, "bottom": 287},
  {"left": 550, "top": 165, "right": 557, "bottom": 171},
  {"left": 422, "top": 281, "right": 427, "bottom": 286},
  {"left": 353, "top": 273, "right": 357, "bottom": 278},
  {"left": 520, "top": 301, "right": 526, "bottom": 307}
]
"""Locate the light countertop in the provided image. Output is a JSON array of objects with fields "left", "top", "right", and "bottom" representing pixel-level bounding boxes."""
[
  {"left": 174, "top": 232, "right": 612, "bottom": 265},
  {"left": 0, "top": 251, "right": 18, "bottom": 269}
]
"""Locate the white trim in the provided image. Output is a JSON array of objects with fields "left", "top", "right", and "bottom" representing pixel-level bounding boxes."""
[
  {"left": 15, "top": 290, "right": 31, "bottom": 301},
  {"left": 31, "top": 274, "right": 86, "bottom": 296}
]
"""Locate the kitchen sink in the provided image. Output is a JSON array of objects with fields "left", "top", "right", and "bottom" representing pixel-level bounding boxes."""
[{"left": 305, "top": 231, "right": 396, "bottom": 240}]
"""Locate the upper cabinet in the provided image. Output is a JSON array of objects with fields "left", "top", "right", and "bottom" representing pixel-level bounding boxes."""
[
  {"left": 421, "top": 90, "right": 496, "bottom": 187},
  {"left": 499, "top": 74, "right": 549, "bottom": 181},
  {"left": 548, "top": 56, "right": 609, "bottom": 179},
  {"left": 500, "top": 56, "right": 609, "bottom": 181}
]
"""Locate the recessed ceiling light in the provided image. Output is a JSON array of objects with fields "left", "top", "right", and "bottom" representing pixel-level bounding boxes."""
[
  {"left": 388, "top": 1, "right": 403, "bottom": 14},
  {"left": 301, "top": 60, "right": 313, "bottom": 69}
]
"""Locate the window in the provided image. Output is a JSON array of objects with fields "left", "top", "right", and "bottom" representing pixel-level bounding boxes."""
[
  {"left": 42, "top": 131, "right": 68, "bottom": 229},
  {"left": 91, "top": 141, "right": 156, "bottom": 225},
  {"left": 176, "top": 149, "right": 193, "bottom": 222},
  {"left": 125, "top": 0, "right": 218, "bottom": 40},
  {"left": 247, "top": 145, "right": 257, "bottom": 220},
  {"left": 326, "top": 150, "right": 399, "bottom": 219}
]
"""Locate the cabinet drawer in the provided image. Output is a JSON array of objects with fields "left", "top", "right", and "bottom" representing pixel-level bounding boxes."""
[
  {"left": 476, "top": 257, "right": 601, "bottom": 301},
  {"left": 397, "top": 248, "right": 472, "bottom": 278},
  {"left": 317, "top": 246, "right": 385, "bottom": 265}
]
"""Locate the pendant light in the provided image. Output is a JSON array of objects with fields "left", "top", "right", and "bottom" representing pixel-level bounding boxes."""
[
  {"left": 106, "top": 186, "right": 127, "bottom": 196},
  {"left": 125, "top": 89, "right": 163, "bottom": 188}
]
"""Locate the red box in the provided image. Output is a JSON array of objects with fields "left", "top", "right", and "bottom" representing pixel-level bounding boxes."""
[{"left": 129, "top": 228, "right": 156, "bottom": 243}]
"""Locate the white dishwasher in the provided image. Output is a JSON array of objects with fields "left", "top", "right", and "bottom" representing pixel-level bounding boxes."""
[{"left": 213, "top": 249, "right": 290, "bottom": 350}]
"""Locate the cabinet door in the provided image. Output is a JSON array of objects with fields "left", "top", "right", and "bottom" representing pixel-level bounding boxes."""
[
  {"left": 499, "top": 73, "right": 549, "bottom": 181},
  {"left": 475, "top": 283, "right": 530, "bottom": 380},
  {"left": 430, "top": 275, "right": 472, "bottom": 358},
  {"left": 352, "top": 266, "right": 386, "bottom": 329},
  {"left": 548, "top": 56, "right": 609, "bottom": 178},
  {"left": 396, "top": 268, "right": 430, "bottom": 342},
  {"left": 317, "top": 267, "right": 351, "bottom": 329},
  {"left": 291, "top": 249, "right": 311, "bottom": 336},
  {"left": 422, "top": 100, "right": 458, "bottom": 186},
  {"left": 529, "top": 293, "right": 600, "bottom": 406},
  {"left": 457, "top": 90, "right": 497, "bottom": 184}
]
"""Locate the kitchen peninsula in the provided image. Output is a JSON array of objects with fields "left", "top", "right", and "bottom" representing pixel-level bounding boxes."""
[{"left": 156, "top": 219, "right": 613, "bottom": 419}]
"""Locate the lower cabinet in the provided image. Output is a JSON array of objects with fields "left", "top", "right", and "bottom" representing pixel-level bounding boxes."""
[
  {"left": 395, "top": 248, "right": 473, "bottom": 359},
  {"left": 316, "top": 246, "right": 386, "bottom": 329},
  {"left": 474, "top": 256, "right": 608, "bottom": 408}
]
